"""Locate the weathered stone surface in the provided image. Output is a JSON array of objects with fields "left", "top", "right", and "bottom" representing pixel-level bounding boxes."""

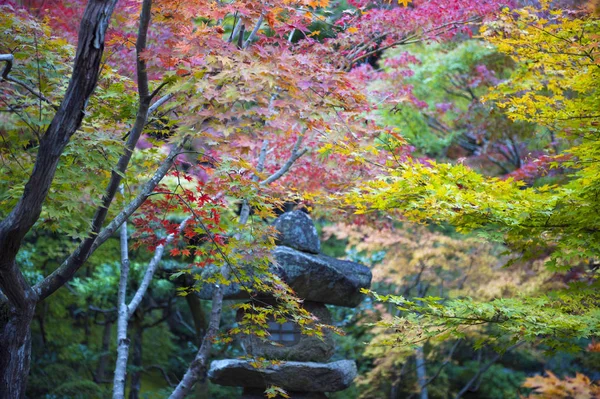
[
  {"left": 196, "top": 246, "right": 372, "bottom": 307},
  {"left": 273, "top": 246, "right": 371, "bottom": 307},
  {"left": 242, "top": 389, "right": 328, "bottom": 398},
  {"left": 239, "top": 301, "right": 335, "bottom": 362},
  {"left": 208, "top": 359, "right": 357, "bottom": 392},
  {"left": 273, "top": 211, "right": 320, "bottom": 254}
]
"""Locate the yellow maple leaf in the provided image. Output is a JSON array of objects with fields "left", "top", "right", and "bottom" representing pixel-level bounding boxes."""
[{"left": 398, "top": 0, "right": 412, "bottom": 6}]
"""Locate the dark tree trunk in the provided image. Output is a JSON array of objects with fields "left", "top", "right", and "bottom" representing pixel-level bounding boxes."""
[
  {"left": 0, "top": 302, "right": 35, "bottom": 398},
  {"left": 0, "top": 1, "right": 118, "bottom": 396}
]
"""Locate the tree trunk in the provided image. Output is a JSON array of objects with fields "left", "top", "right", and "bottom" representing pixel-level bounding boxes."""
[
  {"left": 415, "top": 346, "right": 429, "bottom": 399},
  {"left": 0, "top": 303, "right": 35, "bottom": 399},
  {"left": 128, "top": 319, "right": 143, "bottom": 399}
]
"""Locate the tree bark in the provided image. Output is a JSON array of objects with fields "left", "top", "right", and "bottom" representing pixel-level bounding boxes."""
[
  {"left": 0, "top": 1, "right": 118, "bottom": 396},
  {"left": 0, "top": 302, "right": 34, "bottom": 399},
  {"left": 129, "top": 318, "right": 143, "bottom": 399},
  {"left": 113, "top": 219, "right": 132, "bottom": 399},
  {"left": 415, "top": 346, "right": 429, "bottom": 399}
]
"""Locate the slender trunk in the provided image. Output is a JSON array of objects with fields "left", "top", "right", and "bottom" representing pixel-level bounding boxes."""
[
  {"left": 113, "top": 219, "right": 131, "bottom": 399},
  {"left": 0, "top": 303, "right": 35, "bottom": 399},
  {"left": 128, "top": 319, "right": 143, "bottom": 399},
  {"left": 168, "top": 271, "right": 228, "bottom": 399},
  {"left": 415, "top": 346, "right": 429, "bottom": 399}
]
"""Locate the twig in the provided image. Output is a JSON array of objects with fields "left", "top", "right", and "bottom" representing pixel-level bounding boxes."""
[
  {"left": 1, "top": 54, "right": 58, "bottom": 109},
  {"left": 34, "top": 138, "right": 189, "bottom": 301}
]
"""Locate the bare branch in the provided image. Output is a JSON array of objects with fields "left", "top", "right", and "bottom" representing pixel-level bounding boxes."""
[
  {"left": 146, "top": 365, "right": 178, "bottom": 387},
  {"left": 148, "top": 93, "right": 173, "bottom": 115},
  {"left": 127, "top": 216, "right": 191, "bottom": 318},
  {"left": 243, "top": 15, "right": 264, "bottom": 49},
  {"left": 0, "top": 56, "right": 57, "bottom": 110},
  {"left": 229, "top": 19, "right": 244, "bottom": 44},
  {"left": 239, "top": 139, "right": 269, "bottom": 224},
  {"left": 261, "top": 134, "right": 308, "bottom": 186}
]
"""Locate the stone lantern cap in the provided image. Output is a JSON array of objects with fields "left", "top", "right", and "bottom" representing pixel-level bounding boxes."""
[{"left": 196, "top": 246, "right": 371, "bottom": 307}]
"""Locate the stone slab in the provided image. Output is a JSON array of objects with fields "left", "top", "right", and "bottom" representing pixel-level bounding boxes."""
[
  {"left": 208, "top": 359, "right": 357, "bottom": 392},
  {"left": 242, "top": 388, "right": 328, "bottom": 398},
  {"left": 273, "top": 246, "right": 371, "bottom": 307}
]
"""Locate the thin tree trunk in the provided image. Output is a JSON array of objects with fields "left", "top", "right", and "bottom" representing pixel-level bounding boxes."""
[
  {"left": 415, "top": 346, "right": 429, "bottom": 399},
  {"left": 168, "top": 271, "right": 228, "bottom": 399},
  {"left": 113, "top": 214, "right": 190, "bottom": 398},
  {"left": 129, "top": 319, "right": 143, "bottom": 399},
  {"left": 113, "top": 218, "right": 132, "bottom": 399}
]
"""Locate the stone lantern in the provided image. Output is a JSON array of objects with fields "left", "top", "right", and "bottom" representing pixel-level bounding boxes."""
[{"left": 202, "top": 211, "right": 372, "bottom": 398}]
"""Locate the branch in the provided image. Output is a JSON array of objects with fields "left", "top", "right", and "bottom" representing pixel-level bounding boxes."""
[
  {"left": 421, "top": 340, "right": 461, "bottom": 389},
  {"left": 0, "top": 54, "right": 57, "bottom": 109},
  {"left": 0, "top": 54, "right": 13, "bottom": 79},
  {"left": 34, "top": 138, "right": 188, "bottom": 301},
  {"left": 127, "top": 216, "right": 191, "bottom": 318},
  {"left": 146, "top": 365, "right": 178, "bottom": 387},
  {"left": 168, "top": 266, "right": 229, "bottom": 399},
  {"left": 260, "top": 134, "right": 307, "bottom": 186},
  {"left": 348, "top": 18, "right": 479, "bottom": 68},
  {"left": 34, "top": 0, "right": 162, "bottom": 303},
  {"left": 242, "top": 15, "right": 264, "bottom": 49},
  {"left": 148, "top": 93, "right": 173, "bottom": 115},
  {"left": 229, "top": 19, "right": 244, "bottom": 44}
]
